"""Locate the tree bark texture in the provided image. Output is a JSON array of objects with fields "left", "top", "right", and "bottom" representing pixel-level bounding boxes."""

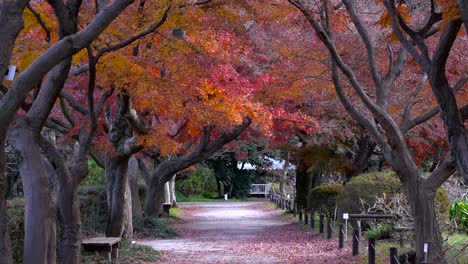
[
  {"left": 0, "top": 1, "right": 28, "bottom": 261},
  {"left": 145, "top": 178, "right": 165, "bottom": 217},
  {"left": 0, "top": 0, "right": 28, "bottom": 77},
  {"left": 8, "top": 118, "right": 56, "bottom": 264},
  {"left": 0, "top": 129, "right": 12, "bottom": 264},
  {"left": 169, "top": 175, "right": 177, "bottom": 207},
  {"left": 428, "top": 67, "right": 468, "bottom": 183},
  {"left": 295, "top": 160, "right": 313, "bottom": 209},
  {"left": 129, "top": 156, "right": 143, "bottom": 219},
  {"left": 106, "top": 155, "right": 133, "bottom": 239},
  {"left": 345, "top": 135, "right": 374, "bottom": 182}
]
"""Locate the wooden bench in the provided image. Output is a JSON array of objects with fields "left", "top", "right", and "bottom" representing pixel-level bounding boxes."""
[{"left": 82, "top": 237, "right": 121, "bottom": 262}]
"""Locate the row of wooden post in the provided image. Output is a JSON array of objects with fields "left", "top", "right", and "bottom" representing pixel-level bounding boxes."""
[{"left": 269, "top": 196, "right": 426, "bottom": 264}]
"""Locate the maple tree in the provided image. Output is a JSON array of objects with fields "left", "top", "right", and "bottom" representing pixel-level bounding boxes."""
[
  {"left": 0, "top": 0, "right": 154, "bottom": 262},
  {"left": 287, "top": 0, "right": 466, "bottom": 262}
]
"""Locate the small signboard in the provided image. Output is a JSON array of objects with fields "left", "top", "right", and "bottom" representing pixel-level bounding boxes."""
[
  {"left": 343, "top": 213, "right": 349, "bottom": 219},
  {"left": 4, "top": 65, "right": 16, "bottom": 81},
  {"left": 423, "top": 243, "right": 428, "bottom": 253}
]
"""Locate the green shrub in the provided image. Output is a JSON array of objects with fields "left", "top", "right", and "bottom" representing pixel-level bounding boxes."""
[
  {"left": 6, "top": 198, "right": 24, "bottom": 263},
  {"left": 78, "top": 185, "right": 107, "bottom": 235},
  {"left": 202, "top": 191, "right": 215, "bottom": 199},
  {"left": 80, "top": 159, "right": 105, "bottom": 186},
  {"left": 232, "top": 170, "right": 253, "bottom": 199},
  {"left": 364, "top": 223, "right": 392, "bottom": 240},
  {"left": 133, "top": 217, "right": 178, "bottom": 238},
  {"left": 176, "top": 191, "right": 188, "bottom": 202},
  {"left": 177, "top": 166, "right": 216, "bottom": 196},
  {"left": 337, "top": 171, "right": 401, "bottom": 214},
  {"left": 450, "top": 198, "right": 468, "bottom": 234},
  {"left": 308, "top": 184, "right": 343, "bottom": 217}
]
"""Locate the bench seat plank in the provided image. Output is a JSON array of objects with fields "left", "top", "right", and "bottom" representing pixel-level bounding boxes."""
[{"left": 82, "top": 237, "right": 120, "bottom": 246}]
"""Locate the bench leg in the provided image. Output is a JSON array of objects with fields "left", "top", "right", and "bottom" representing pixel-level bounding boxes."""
[{"left": 111, "top": 244, "right": 119, "bottom": 263}]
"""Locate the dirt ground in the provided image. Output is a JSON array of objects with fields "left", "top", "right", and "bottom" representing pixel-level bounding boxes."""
[{"left": 137, "top": 201, "right": 361, "bottom": 263}]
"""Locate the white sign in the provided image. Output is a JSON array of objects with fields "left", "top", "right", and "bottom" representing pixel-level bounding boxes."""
[
  {"left": 343, "top": 213, "right": 349, "bottom": 219},
  {"left": 224, "top": 194, "right": 228, "bottom": 200},
  {"left": 3, "top": 65, "right": 16, "bottom": 81},
  {"left": 423, "top": 243, "right": 428, "bottom": 253}
]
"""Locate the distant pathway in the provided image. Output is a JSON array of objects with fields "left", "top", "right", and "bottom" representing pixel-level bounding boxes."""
[{"left": 137, "top": 201, "right": 360, "bottom": 263}]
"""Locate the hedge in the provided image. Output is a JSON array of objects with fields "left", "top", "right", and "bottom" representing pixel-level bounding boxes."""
[{"left": 308, "top": 184, "right": 343, "bottom": 218}]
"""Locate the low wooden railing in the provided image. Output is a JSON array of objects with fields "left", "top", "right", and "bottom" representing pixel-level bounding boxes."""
[{"left": 250, "top": 183, "right": 272, "bottom": 197}]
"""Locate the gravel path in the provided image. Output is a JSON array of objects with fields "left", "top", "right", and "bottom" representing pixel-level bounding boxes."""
[{"left": 137, "top": 201, "right": 361, "bottom": 263}]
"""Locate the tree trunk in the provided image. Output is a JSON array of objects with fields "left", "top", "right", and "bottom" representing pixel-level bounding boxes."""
[
  {"left": 279, "top": 154, "right": 290, "bottom": 196},
  {"left": 215, "top": 178, "right": 222, "bottom": 198},
  {"left": 428, "top": 22, "right": 468, "bottom": 182},
  {"left": 9, "top": 119, "right": 56, "bottom": 264},
  {"left": 296, "top": 160, "right": 313, "bottom": 209},
  {"left": 458, "top": 0, "right": 468, "bottom": 33},
  {"left": 406, "top": 184, "right": 445, "bottom": 263},
  {"left": 145, "top": 178, "right": 165, "bottom": 217},
  {"left": 0, "top": 129, "right": 13, "bottom": 264},
  {"left": 169, "top": 175, "right": 177, "bottom": 207},
  {"left": 106, "top": 155, "right": 133, "bottom": 239},
  {"left": 164, "top": 181, "right": 171, "bottom": 204},
  {"left": 128, "top": 157, "right": 143, "bottom": 218},
  {"left": 56, "top": 180, "right": 81, "bottom": 264},
  {"left": 345, "top": 135, "right": 373, "bottom": 182}
]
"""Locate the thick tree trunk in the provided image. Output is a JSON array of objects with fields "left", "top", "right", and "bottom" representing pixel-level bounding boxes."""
[
  {"left": 129, "top": 157, "right": 143, "bottom": 219},
  {"left": 405, "top": 184, "right": 445, "bottom": 263},
  {"left": 145, "top": 178, "right": 165, "bottom": 217},
  {"left": 0, "top": 130, "right": 12, "bottom": 264},
  {"left": 0, "top": 0, "right": 28, "bottom": 77},
  {"left": 56, "top": 184, "right": 81, "bottom": 264},
  {"left": 279, "top": 154, "right": 290, "bottom": 196},
  {"left": 9, "top": 119, "right": 56, "bottom": 264},
  {"left": 216, "top": 178, "right": 222, "bottom": 198},
  {"left": 0, "top": 1, "right": 28, "bottom": 261},
  {"left": 164, "top": 181, "right": 171, "bottom": 204},
  {"left": 345, "top": 135, "right": 374, "bottom": 182},
  {"left": 169, "top": 175, "right": 177, "bottom": 207},
  {"left": 106, "top": 155, "right": 133, "bottom": 239},
  {"left": 295, "top": 160, "right": 313, "bottom": 209}
]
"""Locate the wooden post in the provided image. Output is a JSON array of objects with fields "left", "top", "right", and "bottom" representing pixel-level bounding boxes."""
[
  {"left": 327, "top": 218, "right": 332, "bottom": 239},
  {"left": 319, "top": 214, "right": 324, "bottom": 233},
  {"left": 310, "top": 210, "right": 315, "bottom": 230},
  {"left": 339, "top": 223, "right": 344, "bottom": 249},
  {"left": 298, "top": 208, "right": 303, "bottom": 222},
  {"left": 389, "top": 247, "right": 398, "bottom": 264},
  {"left": 304, "top": 210, "right": 308, "bottom": 225},
  {"left": 352, "top": 229, "right": 359, "bottom": 256},
  {"left": 368, "top": 237, "right": 375, "bottom": 264}
]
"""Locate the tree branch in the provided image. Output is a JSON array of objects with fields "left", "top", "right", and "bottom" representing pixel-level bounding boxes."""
[{"left": 423, "top": 155, "right": 457, "bottom": 191}]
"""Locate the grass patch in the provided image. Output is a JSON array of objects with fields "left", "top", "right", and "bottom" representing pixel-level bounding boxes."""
[
  {"left": 82, "top": 240, "right": 159, "bottom": 264},
  {"left": 169, "top": 207, "right": 182, "bottom": 218},
  {"left": 133, "top": 217, "right": 178, "bottom": 239},
  {"left": 445, "top": 233, "right": 468, "bottom": 263}
]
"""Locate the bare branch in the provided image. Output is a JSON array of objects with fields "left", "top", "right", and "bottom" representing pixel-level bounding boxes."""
[
  {"left": 60, "top": 90, "right": 89, "bottom": 116},
  {"left": 27, "top": 4, "right": 51, "bottom": 43},
  {"left": 424, "top": 156, "right": 457, "bottom": 191},
  {"left": 95, "top": 0, "right": 171, "bottom": 60}
]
